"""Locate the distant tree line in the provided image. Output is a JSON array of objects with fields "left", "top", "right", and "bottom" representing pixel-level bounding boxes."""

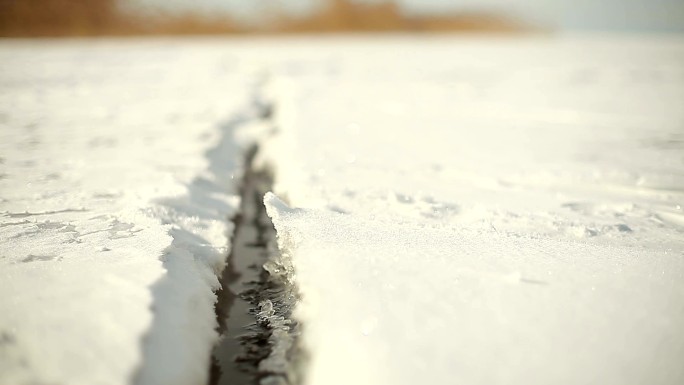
[
  {"left": 0, "top": 0, "right": 528, "bottom": 37},
  {"left": 0, "top": 0, "right": 122, "bottom": 36}
]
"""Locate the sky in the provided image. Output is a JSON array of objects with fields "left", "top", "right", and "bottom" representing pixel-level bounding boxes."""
[{"left": 134, "top": 0, "right": 684, "bottom": 31}]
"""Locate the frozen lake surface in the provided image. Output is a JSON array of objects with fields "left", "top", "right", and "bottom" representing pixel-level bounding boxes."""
[
  {"left": 1, "top": 35, "right": 683, "bottom": 385},
  {"left": 0, "top": 40, "right": 259, "bottom": 385},
  {"left": 260, "top": 35, "right": 684, "bottom": 385}
]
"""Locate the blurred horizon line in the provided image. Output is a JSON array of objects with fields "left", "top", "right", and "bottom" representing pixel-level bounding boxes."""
[{"left": 0, "top": 0, "right": 536, "bottom": 38}]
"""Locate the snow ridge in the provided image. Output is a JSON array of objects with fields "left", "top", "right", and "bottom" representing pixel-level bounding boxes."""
[
  {"left": 258, "top": 192, "right": 307, "bottom": 385},
  {"left": 135, "top": 114, "right": 250, "bottom": 385}
]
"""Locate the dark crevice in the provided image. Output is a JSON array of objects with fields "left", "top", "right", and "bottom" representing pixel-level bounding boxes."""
[{"left": 209, "top": 99, "right": 304, "bottom": 385}]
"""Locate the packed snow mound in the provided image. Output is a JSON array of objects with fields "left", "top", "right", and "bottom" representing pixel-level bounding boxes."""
[{"left": 259, "top": 35, "right": 684, "bottom": 385}]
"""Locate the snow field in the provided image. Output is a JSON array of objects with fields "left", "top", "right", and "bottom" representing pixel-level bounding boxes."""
[
  {"left": 259, "top": 35, "right": 684, "bottom": 385},
  {"left": 0, "top": 40, "right": 259, "bottom": 385},
  {"left": 0, "top": 35, "right": 683, "bottom": 385}
]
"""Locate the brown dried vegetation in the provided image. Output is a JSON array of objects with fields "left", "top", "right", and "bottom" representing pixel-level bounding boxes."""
[
  {"left": 0, "top": 0, "right": 122, "bottom": 36},
  {"left": 276, "top": 0, "right": 524, "bottom": 33},
  {"left": 0, "top": 0, "right": 528, "bottom": 37}
]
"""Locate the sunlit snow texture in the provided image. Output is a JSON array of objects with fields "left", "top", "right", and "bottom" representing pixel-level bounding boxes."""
[
  {"left": 1, "top": 35, "right": 683, "bottom": 385},
  {"left": 260, "top": 35, "right": 684, "bottom": 385},
  {"left": 0, "top": 40, "right": 256, "bottom": 385}
]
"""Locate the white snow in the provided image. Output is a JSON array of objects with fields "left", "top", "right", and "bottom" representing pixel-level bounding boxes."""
[
  {"left": 260, "top": 35, "right": 684, "bottom": 385},
  {"left": 1, "top": 34, "right": 683, "bottom": 385},
  {"left": 0, "top": 39, "right": 258, "bottom": 385}
]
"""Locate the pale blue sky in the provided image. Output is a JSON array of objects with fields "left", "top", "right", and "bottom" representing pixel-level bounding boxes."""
[{"left": 134, "top": 0, "right": 684, "bottom": 31}]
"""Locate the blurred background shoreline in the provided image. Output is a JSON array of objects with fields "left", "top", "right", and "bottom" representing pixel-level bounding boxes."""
[
  {"left": 2, "top": 0, "right": 683, "bottom": 38},
  {"left": 0, "top": 0, "right": 547, "bottom": 37}
]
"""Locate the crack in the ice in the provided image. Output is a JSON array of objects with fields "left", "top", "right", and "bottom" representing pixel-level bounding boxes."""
[{"left": 210, "top": 92, "right": 304, "bottom": 385}]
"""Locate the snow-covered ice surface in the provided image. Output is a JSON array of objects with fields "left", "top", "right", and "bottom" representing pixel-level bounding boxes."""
[
  {"left": 1, "top": 35, "right": 683, "bottom": 385},
  {"left": 259, "top": 35, "right": 684, "bottom": 385},
  {"left": 0, "top": 39, "right": 259, "bottom": 385}
]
